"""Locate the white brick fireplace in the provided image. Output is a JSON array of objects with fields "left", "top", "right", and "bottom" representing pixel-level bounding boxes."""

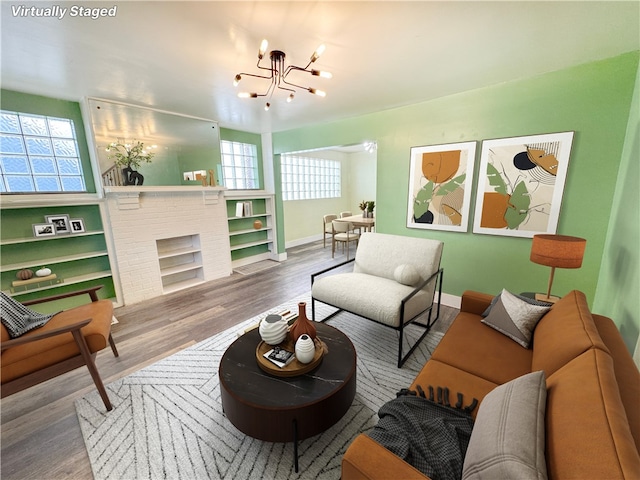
[{"left": 104, "top": 186, "right": 232, "bottom": 305}]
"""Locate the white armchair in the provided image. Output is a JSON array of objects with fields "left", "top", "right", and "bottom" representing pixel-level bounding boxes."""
[{"left": 311, "top": 232, "right": 443, "bottom": 367}]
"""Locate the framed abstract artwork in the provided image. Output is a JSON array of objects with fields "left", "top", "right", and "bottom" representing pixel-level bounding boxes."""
[
  {"left": 407, "top": 141, "right": 477, "bottom": 232},
  {"left": 472, "top": 131, "right": 574, "bottom": 238}
]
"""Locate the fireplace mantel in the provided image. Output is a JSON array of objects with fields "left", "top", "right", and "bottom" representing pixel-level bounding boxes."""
[{"left": 104, "top": 186, "right": 226, "bottom": 210}]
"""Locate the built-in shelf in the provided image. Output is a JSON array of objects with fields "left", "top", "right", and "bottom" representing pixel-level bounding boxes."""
[
  {"left": 0, "top": 204, "right": 116, "bottom": 301},
  {"left": 8, "top": 270, "right": 113, "bottom": 297},
  {"left": 226, "top": 194, "right": 276, "bottom": 267},
  {"left": 157, "top": 234, "right": 204, "bottom": 294},
  {"left": 0, "top": 230, "right": 105, "bottom": 246},
  {"left": 1, "top": 251, "right": 109, "bottom": 273}
]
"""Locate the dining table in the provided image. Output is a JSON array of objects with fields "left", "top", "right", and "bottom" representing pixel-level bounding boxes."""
[{"left": 335, "top": 214, "right": 375, "bottom": 232}]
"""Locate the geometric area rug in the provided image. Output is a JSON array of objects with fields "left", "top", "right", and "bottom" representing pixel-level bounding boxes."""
[{"left": 75, "top": 293, "right": 445, "bottom": 480}]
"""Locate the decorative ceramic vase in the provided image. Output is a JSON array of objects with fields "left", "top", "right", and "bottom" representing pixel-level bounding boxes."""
[
  {"left": 295, "top": 334, "right": 316, "bottom": 364},
  {"left": 253, "top": 219, "right": 263, "bottom": 229},
  {"left": 35, "top": 267, "right": 52, "bottom": 277},
  {"left": 259, "top": 314, "right": 288, "bottom": 345},
  {"left": 289, "top": 302, "right": 317, "bottom": 342}
]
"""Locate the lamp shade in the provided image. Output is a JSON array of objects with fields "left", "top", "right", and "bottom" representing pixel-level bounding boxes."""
[{"left": 530, "top": 234, "right": 586, "bottom": 269}]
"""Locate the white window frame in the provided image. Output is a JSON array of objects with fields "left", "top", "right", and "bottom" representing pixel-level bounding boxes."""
[
  {"left": 220, "top": 140, "right": 259, "bottom": 189},
  {"left": 0, "top": 110, "right": 86, "bottom": 193},
  {"left": 281, "top": 154, "right": 341, "bottom": 201}
]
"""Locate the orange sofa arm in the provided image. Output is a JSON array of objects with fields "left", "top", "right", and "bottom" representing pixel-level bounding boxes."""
[
  {"left": 342, "top": 434, "right": 429, "bottom": 480},
  {"left": 460, "top": 290, "right": 494, "bottom": 316}
]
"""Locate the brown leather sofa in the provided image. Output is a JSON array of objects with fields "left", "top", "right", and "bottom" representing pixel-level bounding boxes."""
[{"left": 342, "top": 290, "right": 640, "bottom": 479}]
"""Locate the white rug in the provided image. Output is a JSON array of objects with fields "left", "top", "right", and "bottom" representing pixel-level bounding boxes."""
[{"left": 75, "top": 295, "right": 444, "bottom": 480}]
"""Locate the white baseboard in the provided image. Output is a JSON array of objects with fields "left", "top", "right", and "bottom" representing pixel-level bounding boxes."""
[
  {"left": 286, "top": 234, "right": 323, "bottom": 249},
  {"left": 439, "top": 292, "right": 461, "bottom": 309}
]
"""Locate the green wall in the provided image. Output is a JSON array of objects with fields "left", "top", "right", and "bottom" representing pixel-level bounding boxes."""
[
  {"left": 273, "top": 53, "right": 639, "bottom": 309},
  {"left": 1, "top": 89, "right": 96, "bottom": 192},
  {"left": 593, "top": 60, "right": 640, "bottom": 355}
]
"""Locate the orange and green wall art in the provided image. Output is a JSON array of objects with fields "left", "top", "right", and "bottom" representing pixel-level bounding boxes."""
[
  {"left": 472, "top": 131, "right": 574, "bottom": 238},
  {"left": 407, "top": 141, "right": 477, "bottom": 232}
]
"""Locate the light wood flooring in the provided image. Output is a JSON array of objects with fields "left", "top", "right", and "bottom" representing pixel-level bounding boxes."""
[{"left": 1, "top": 240, "right": 458, "bottom": 480}]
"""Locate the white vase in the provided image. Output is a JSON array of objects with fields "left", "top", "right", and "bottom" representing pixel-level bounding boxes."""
[
  {"left": 35, "top": 267, "right": 52, "bottom": 277},
  {"left": 259, "top": 314, "right": 288, "bottom": 345},
  {"left": 295, "top": 334, "right": 316, "bottom": 364}
]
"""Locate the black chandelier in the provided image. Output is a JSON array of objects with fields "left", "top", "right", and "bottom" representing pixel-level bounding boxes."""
[{"left": 233, "top": 39, "right": 332, "bottom": 111}]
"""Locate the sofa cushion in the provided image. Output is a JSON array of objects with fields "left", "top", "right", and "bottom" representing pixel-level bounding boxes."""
[
  {"left": 481, "top": 289, "right": 551, "bottom": 348},
  {"left": 531, "top": 290, "right": 609, "bottom": 377},
  {"left": 593, "top": 314, "right": 640, "bottom": 452},
  {"left": 545, "top": 349, "right": 640, "bottom": 479},
  {"left": 1, "top": 299, "right": 113, "bottom": 383},
  {"left": 411, "top": 359, "right": 499, "bottom": 419},
  {"left": 312, "top": 272, "right": 433, "bottom": 327},
  {"left": 394, "top": 264, "right": 420, "bottom": 286},
  {"left": 462, "top": 371, "right": 547, "bottom": 480},
  {"left": 430, "top": 311, "right": 533, "bottom": 385}
]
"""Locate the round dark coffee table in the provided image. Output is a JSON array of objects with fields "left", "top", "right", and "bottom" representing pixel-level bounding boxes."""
[{"left": 219, "top": 322, "right": 356, "bottom": 471}]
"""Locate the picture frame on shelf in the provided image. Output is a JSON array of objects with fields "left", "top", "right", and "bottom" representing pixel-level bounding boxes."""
[
  {"left": 69, "top": 218, "right": 86, "bottom": 234},
  {"left": 32, "top": 223, "right": 56, "bottom": 238},
  {"left": 472, "top": 131, "right": 574, "bottom": 238},
  {"left": 407, "top": 141, "right": 477, "bottom": 232},
  {"left": 44, "top": 214, "right": 71, "bottom": 234}
]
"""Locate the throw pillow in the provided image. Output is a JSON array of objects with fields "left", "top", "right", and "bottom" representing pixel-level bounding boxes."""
[
  {"left": 393, "top": 264, "right": 420, "bottom": 286},
  {"left": 482, "top": 291, "right": 552, "bottom": 317},
  {"left": 462, "top": 371, "right": 548, "bottom": 480},
  {"left": 481, "top": 289, "right": 551, "bottom": 348},
  {"left": 0, "top": 292, "right": 56, "bottom": 338}
]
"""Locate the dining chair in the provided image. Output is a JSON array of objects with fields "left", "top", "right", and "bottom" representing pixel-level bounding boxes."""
[
  {"left": 332, "top": 220, "right": 360, "bottom": 259},
  {"left": 340, "top": 211, "right": 359, "bottom": 233},
  {"left": 323, "top": 214, "right": 338, "bottom": 248}
]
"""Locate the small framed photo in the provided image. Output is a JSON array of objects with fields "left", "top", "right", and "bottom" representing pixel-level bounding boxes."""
[
  {"left": 44, "top": 214, "right": 71, "bottom": 234},
  {"left": 69, "top": 218, "right": 86, "bottom": 234},
  {"left": 32, "top": 223, "right": 56, "bottom": 238}
]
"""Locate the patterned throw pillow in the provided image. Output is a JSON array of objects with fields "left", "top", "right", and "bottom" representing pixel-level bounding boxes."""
[
  {"left": 462, "top": 371, "right": 548, "bottom": 480},
  {"left": 481, "top": 289, "right": 551, "bottom": 348}
]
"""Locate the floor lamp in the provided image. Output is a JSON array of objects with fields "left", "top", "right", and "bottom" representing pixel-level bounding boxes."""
[{"left": 530, "top": 234, "right": 587, "bottom": 303}]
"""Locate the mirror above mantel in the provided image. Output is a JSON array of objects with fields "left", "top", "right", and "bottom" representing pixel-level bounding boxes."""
[{"left": 88, "top": 98, "right": 221, "bottom": 187}]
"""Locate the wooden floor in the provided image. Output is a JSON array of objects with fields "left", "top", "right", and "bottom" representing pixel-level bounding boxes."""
[{"left": 1, "top": 240, "right": 458, "bottom": 480}]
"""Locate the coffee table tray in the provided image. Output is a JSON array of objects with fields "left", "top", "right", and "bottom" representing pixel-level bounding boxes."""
[{"left": 256, "top": 337, "right": 326, "bottom": 377}]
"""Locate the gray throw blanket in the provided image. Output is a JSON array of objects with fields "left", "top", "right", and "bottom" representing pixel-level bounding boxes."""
[
  {"left": 0, "top": 292, "right": 58, "bottom": 338},
  {"left": 367, "top": 390, "right": 474, "bottom": 480}
]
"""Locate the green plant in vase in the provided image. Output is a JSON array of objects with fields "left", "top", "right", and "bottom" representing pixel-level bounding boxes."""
[{"left": 107, "top": 140, "right": 155, "bottom": 186}]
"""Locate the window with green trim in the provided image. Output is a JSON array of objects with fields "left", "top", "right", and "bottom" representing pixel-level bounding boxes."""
[
  {"left": 0, "top": 110, "right": 86, "bottom": 193},
  {"left": 220, "top": 140, "right": 259, "bottom": 189}
]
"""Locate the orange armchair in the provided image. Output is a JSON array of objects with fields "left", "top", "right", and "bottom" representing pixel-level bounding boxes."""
[{"left": 1, "top": 285, "right": 118, "bottom": 411}]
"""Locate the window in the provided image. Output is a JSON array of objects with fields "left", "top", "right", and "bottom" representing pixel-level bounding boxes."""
[
  {"left": 281, "top": 154, "right": 341, "bottom": 201},
  {"left": 220, "top": 140, "right": 259, "bottom": 189},
  {"left": 0, "top": 110, "right": 86, "bottom": 193}
]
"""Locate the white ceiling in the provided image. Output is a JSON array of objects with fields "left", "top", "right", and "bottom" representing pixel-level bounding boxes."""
[{"left": 1, "top": 1, "right": 638, "bottom": 134}]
